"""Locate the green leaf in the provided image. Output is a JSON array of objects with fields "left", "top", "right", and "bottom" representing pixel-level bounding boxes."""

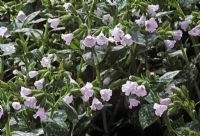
[
  {"left": 156, "top": 11, "right": 174, "bottom": 18},
  {"left": 62, "top": 102, "right": 78, "bottom": 121},
  {"left": 175, "top": 63, "right": 198, "bottom": 84},
  {"left": 139, "top": 104, "right": 158, "bottom": 129},
  {"left": 159, "top": 70, "right": 180, "bottom": 82},
  {"left": 24, "top": 11, "right": 40, "bottom": 23},
  {"left": 82, "top": 50, "right": 106, "bottom": 66},
  {"left": 131, "top": 32, "right": 146, "bottom": 46},
  {"left": 12, "top": 128, "right": 44, "bottom": 136}
]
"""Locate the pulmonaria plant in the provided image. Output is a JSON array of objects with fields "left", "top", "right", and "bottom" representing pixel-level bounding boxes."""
[
  {"left": 63, "top": 94, "right": 73, "bottom": 105},
  {"left": 20, "top": 87, "right": 32, "bottom": 97},
  {"left": 82, "top": 35, "right": 97, "bottom": 47},
  {"left": 61, "top": 33, "right": 74, "bottom": 45},
  {"left": 100, "top": 89, "right": 112, "bottom": 102},
  {"left": 24, "top": 97, "right": 37, "bottom": 108},
  {"left": 28, "top": 71, "right": 38, "bottom": 78},
  {"left": 33, "top": 108, "right": 48, "bottom": 121},
  {"left": 1, "top": 0, "right": 200, "bottom": 135},
  {"left": 145, "top": 18, "right": 158, "bottom": 33},
  {"left": 90, "top": 98, "right": 103, "bottom": 111},
  {"left": 80, "top": 82, "right": 94, "bottom": 102},
  {"left": 48, "top": 18, "right": 60, "bottom": 29},
  {"left": 12, "top": 102, "right": 22, "bottom": 110}
]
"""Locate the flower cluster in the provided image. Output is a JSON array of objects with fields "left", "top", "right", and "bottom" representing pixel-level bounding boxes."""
[{"left": 122, "top": 81, "right": 147, "bottom": 109}]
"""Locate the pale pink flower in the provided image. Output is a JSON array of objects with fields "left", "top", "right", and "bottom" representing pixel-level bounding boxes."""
[
  {"left": 24, "top": 97, "right": 37, "bottom": 108},
  {"left": 122, "top": 81, "right": 138, "bottom": 96},
  {"left": 29, "top": 71, "right": 38, "bottom": 78},
  {"left": 100, "top": 89, "right": 112, "bottom": 101},
  {"left": 172, "top": 30, "right": 183, "bottom": 41},
  {"left": 188, "top": 25, "right": 200, "bottom": 36},
  {"left": 134, "top": 85, "right": 147, "bottom": 97},
  {"left": 82, "top": 35, "right": 96, "bottom": 47},
  {"left": 160, "top": 98, "right": 171, "bottom": 106},
  {"left": 164, "top": 40, "right": 176, "bottom": 50},
  {"left": 40, "top": 56, "right": 51, "bottom": 68},
  {"left": 179, "top": 20, "right": 190, "bottom": 31},
  {"left": 145, "top": 18, "right": 158, "bottom": 33},
  {"left": 153, "top": 103, "right": 167, "bottom": 117},
  {"left": 148, "top": 5, "right": 159, "bottom": 16},
  {"left": 128, "top": 98, "right": 140, "bottom": 109},
  {"left": 12, "top": 102, "right": 21, "bottom": 110},
  {"left": 33, "top": 107, "right": 48, "bottom": 121},
  {"left": 111, "top": 26, "right": 124, "bottom": 42},
  {"left": 34, "top": 78, "right": 45, "bottom": 90},
  {"left": 80, "top": 82, "right": 93, "bottom": 102},
  {"left": 61, "top": 33, "right": 73, "bottom": 45},
  {"left": 48, "top": 18, "right": 60, "bottom": 29},
  {"left": 90, "top": 98, "right": 103, "bottom": 111},
  {"left": 96, "top": 32, "right": 108, "bottom": 45},
  {"left": 20, "top": 87, "right": 32, "bottom": 97},
  {"left": 121, "top": 34, "right": 133, "bottom": 46},
  {"left": 135, "top": 15, "right": 146, "bottom": 25},
  {"left": 103, "top": 77, "right": 111, "bottom": 85},
  {"left": 165, "top": 83, "right": 176, "bottom": 93},
  {"left": 63, "top": 94, "right": 73, "bottom": 105},
  {"left": 0, "top": 105, "right": 3, "bottom": 119}
]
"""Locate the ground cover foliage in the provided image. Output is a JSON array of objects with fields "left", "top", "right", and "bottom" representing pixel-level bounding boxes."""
[{"left": 1, "top": 0, "right": 200, "bottom": 136}]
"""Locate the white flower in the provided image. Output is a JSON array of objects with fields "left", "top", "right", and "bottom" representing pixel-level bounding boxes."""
[
  {"left": 20, "top": 87, "right": 32, "bottom": 97},
  {"left": 80, "top": 82, "right": 93, "bottom": 102},
  {"left": 96, "top": 32, "right": 108, "bottom": 45},
  {"left": 34, "top": 78, "right": 45, "bottom": 90},
  {"left": 48, "top": 18, "right": 60, "bottom": 29},
  {"left": 12, "top": 102, "right": 21, "bottom": 110},
  {"left": 121, "top": 34, "right": 133, "bottom": 46},
  {"left": 28, "top": 71, "right": 38, "bottom": 78},
  {"left": 100, "top": 89, "right": 112, "bottom": 101},
  {"left": 82, "top": 35, "right": 96, "bottom": 47},
  {"left": 122, "top": 81, "right": 138, "bottom": 96},
  {"left": 90, "top": 98, "right": 103, "bottom": 111},
  {"left": 13, "top": 69, "right": 19, "bottom": 75},
  {"left": 111, "top": 25, "right": 124, "bottom": 42},
  {"left": 63, "top": 94, "right": 73, "bottom": 105},
  {"left": 40, "top": 56, "right": 51, "bottom": 68},
  {"left": 106, "top": 0, "right": 117, "bottom": 6},
  {"left": 61, "top": 33, "right": 73, "bottom": 45},
  {"left": 63, "top": 3, "right": 72, "bottom": 10}
]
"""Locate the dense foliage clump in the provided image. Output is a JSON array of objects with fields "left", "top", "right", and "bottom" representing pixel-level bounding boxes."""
[{"left": 0, "top": 0, "right": 200, "bottom": 135}]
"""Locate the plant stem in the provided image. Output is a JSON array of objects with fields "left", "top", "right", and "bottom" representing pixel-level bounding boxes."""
[
  {"left": 163, "top": 114, "right": 175, "bottom": 135},
  {"left": 102, "top": 108, "right": 109, "bottom": 135},
  {"left": 6, "top": 113, "right": 11, "bottom": 136},
  {"left": 42, "top": 21, "right": 49, "bottom": 50},
  {"left": 92, "top": 48, "right": 101, "bottom": 86},
  {"left": 0, "top": 57, "right": 4, "bottom": 80}
]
